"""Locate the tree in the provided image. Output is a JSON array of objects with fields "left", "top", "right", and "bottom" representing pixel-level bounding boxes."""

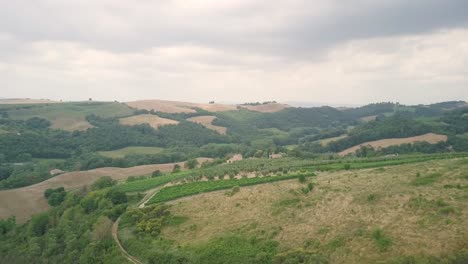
[
  {"left": 172, "top": 164, "right": 181, "bottom": 173},
  {"left": 185, "top": 159, "right": 198, "bottom": 169},
  {"left": 152, "top": 170, "right": 163, "bottom": 177},
  {"left": 91, "top": 176, "right": 116, "bottom": 190}
]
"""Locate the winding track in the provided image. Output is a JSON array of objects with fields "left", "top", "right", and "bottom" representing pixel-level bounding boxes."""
[{"left": 112, "top": 187, "right": 162, "bottom": 263}]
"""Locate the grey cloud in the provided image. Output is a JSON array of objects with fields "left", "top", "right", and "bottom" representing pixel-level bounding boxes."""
[{"left": 1, "top": 0, "right": 468, "bottom": 58}]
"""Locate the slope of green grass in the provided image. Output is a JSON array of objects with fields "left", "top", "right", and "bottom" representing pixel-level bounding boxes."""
[{"left": 148, "top": 172, "right": 316, "bottom": 204}]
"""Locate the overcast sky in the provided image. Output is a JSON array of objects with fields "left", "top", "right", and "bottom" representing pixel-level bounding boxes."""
[{"left": 1, "top": 0, "right": 468, "bottom": 105}]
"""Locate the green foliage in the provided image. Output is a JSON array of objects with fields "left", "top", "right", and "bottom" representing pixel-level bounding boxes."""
[
  {"left": 152, "top": 170, "right": 163, "bottom": 177},
  {"left": 122, "top": 204, "right": 170, "bottom": 236},
  {"left": 0, "top": 216, "right": 15, "bottom": 235},
  {"left": 44, "top": 187, "right": 66, "bottom": 206},
  {"left": 29, "top": 212, "right": 49, "bottom": 236},
  {"left": 298, "top": 174, "right": 306, "bottom": 183},
  {"left": 185, "top": 158, "right": 199, "bottom": 169},
  {"left": 192, "top": 235, "right": 278, "bottom": 264},
  {"left": 148, "top": 172, "right": 316, "bottom": 204},
  {"left": 411, "top": 173, "right": 442, "bottom": 186},
  {"left": 272, "top": 249, "right": 329, "bottom": 264},
  {"left": 172, "top": 164, "right": 181, "bottom": 173},
  {"left": 0, "top": 177, "right": 129, "bottom": 264},
  {"left": 371, "top": 228, "right": 392, "bottom": 252},
  {"left": 90, "top": 176, "right": 116, "bottom": 190}
]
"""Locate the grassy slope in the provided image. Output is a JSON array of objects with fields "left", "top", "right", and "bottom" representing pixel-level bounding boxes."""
[
  {"left": 98, "top": 146, "right": 164, "bottom": 158},
  {"left": 156, "top": 158, "right": 468, "bottom": 263}
]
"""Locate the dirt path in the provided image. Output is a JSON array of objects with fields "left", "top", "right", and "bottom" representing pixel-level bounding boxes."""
[
  {"left": 112, "top": 217, "right": 143, "bottom": 264},
  {"left": 113, "top": 186, "right": 163, "bottom": 263}
]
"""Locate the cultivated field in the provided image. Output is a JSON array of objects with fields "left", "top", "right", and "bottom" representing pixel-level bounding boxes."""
[
  {"left": 126, "top": 100, "right": 237, "bottom": 113},
  {"left": 0, "top": 158, "right": 211, "bottom": 223},
  {"left": 159, "top": 158, "right": 468, "bottom": 263},
  {"left": 0, "top": 98, "right": 60, "bottom": 104},
  {"left": 187, "top": 115, "right": 227, "bottom": 134},
  {"left": 239, "top": 103, "right": 289, "bottom": 112},
  {"left": 318, "top": 134, "right": 348, "bottom": 146},
  {"left": 339, "top": 133, "right": 448, "bottom": 156},
  {"left": 7, "top": 102, "right": 134, "bottom": 131},
  {"left": 98, "top": 146, "right": 164, "bottom": 158},
  {"left": 119, "top": 114, "right": 179, "bottom": 128}
]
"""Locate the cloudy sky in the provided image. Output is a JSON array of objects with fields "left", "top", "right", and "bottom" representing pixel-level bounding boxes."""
[{"left": 1, "top": 0, "right": 468, "bottom": 105}]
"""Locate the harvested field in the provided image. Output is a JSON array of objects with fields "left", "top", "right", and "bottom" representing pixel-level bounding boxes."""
[
  {"left": 119, "top": 114, "right": 179, "bottom": 128},
  {"left": 98, "top": 146, "right": 164, "bottom": 158},
  {"left": 339, "top": 133, "right": 448, "bottom": 156},
  {"left": 0, "top": 158, "right": 212, "bottom": 223},
  {"left": 126, "top": 100, "right": 237, "bottom": 113},
  {"left": 239, "top": 103, "right": 289, "bottom": 112},
  {"left": 161, "top": 158, "right": 468, "bottom": 263},
  {"left": 187, "top": 115, "right": 227, "bottom": 134},
  {"left": 0, "top": 98, "right": 60, "bottom": 104}
]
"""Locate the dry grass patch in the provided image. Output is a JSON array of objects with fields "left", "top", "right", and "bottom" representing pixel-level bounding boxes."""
[
  {"left": 119, "top": 114, "right": 179, "bottom": 129},
  {"left": 239, "top": 103, "right": 289, "bottom": 112},
  {"left": 126, "top": 100, "right": 237, "bottom": 113},
  {"left": 161, "top": 158, "right": 468, "bottom": 263},
  {"left": 187, "top": 116, "right": 227, "bottom": 134},
  {"left": 339, "top": 133, "right": 448, "bottom": 156}
]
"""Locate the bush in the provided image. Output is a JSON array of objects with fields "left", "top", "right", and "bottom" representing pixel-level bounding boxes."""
[
  {"left": 91, "top": 176, "right": 116, "bottom": 190},
  {"left": 152, "top": 170, "right": 163, "bottom": 177},
  {"left": 344, "top": 164, "right": 351, "bottom": 170},
  {"left": 44, "top": 187, "right": 66, "bottom": 206},
  {"left": 298, "top": 175, "right": 307, "bottom": 183},
  {"left": 185, "top": 159, "right": 199, "bottom": 169},
  {"left": 172, "top": 164, "right": 181, "bottom": 173},
  {"left": 372, "top": 228, "right": 392, "bottom": 251}
]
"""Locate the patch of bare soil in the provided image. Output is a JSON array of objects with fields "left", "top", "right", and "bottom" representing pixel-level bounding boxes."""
[
  {"left": 360, "top": 115, "right": 377, "bottom": 122},
  {"left": 187, "top": 116, "right": 227, "bottom": 134},
  {"left": 339, "top": 133, "right": 448, "bottom": 156},
  {"left": 119, "top": 114, "right": 179, "bottom": 128}
]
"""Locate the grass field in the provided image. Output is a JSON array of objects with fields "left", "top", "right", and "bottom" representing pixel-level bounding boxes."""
[
  {"left": 119, "top": 114, "right": 179, "bottom": 129},
  {"left": 187, "top": 116, "right": 227, "bottom": 134},
  {"left": 145, "top": 158, "right": 468, "bottom": 264},
  {"left": 7, "top": 102, "right": 134, "bottom": 131},
  {"left": 339, "top": 133, "right": 448, "bottom": 156},
  {"left": 98, "top": 146, "right": 164, "bottom": 158}
]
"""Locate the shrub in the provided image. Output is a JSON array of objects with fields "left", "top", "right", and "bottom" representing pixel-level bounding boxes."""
[
  {"left": 372, "top": 228, "right": 392, "bottom": 251},
  {"left": 44, "top": 187, "right": 66, "bottom": 206},
  {"left": 152, "top": 170, "right": 163, "bottom": 177},
  {"left": 91, "top": 176, "right": 116, "bottom": 190},
  {"left": 185, "top": 159, "right": 199, "bottom": 169},
  {"left": 344, "top": 164, "right": 351, "bottom": 170},
  {"left": 172, "top": 164, "right": 181, "bottom": 173},
  {"left": 298, "top": 175, "right": 307, "bottom": 183}
]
